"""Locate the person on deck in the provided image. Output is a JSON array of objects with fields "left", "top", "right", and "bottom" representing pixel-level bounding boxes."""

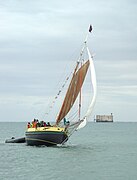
[
  {"left": 32, "top": 119, "right": 37, "bottom": 128},
  {"left": 47, "top": 122, "right": 51, "bottom": 127},
  {"left": 43, "top": 122, "right": 47, "bottom": 127},
  {"left": 36, "top": 120, "right": 40, "bottom": 127},
  {"left": 27, "top": 122, "right": 31, "bottom": 129},
  {"left": 63, "top": 118, "right": 67, "bottom": 125},
  {"left": 64, "top": 118, "right": 70, "bottom": 126},
  {"left": 40, "top": 121, "right": 44, "bottom": 127}
]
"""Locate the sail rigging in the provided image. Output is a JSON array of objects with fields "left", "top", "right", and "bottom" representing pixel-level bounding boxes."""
[
  {"left": 56, "top": 25, "right": 96, "bottom": 128},
  {"left": 56, "top": 60, "right": 90, "bottom": 124}
]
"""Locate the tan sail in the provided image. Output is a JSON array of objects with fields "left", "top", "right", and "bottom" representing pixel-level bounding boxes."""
[{"left": 56, "top": 60, "right": 90, "bottom": 124}]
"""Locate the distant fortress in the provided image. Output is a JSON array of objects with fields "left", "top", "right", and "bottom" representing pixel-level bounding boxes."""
[{"left": 94, "top": 113, "right": 113, "bottom": 122}]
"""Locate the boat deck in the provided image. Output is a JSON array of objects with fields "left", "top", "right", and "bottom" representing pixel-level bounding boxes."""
[{"left": 26, "top": 126, "right": 66, "bottom": 132}]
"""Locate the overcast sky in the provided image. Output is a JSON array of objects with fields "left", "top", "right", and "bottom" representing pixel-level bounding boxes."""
[{"left": 0, "top": 0, "right": 137, "bottom": 122}]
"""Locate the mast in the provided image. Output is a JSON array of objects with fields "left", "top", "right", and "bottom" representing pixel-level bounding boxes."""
[{"left": 78, "top": 62, "right": 82, "bottom": 120}]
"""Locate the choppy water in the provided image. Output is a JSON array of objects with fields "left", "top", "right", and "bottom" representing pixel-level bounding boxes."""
[{"left": 0, "top": 122, "right": 137, "bottom": 180}]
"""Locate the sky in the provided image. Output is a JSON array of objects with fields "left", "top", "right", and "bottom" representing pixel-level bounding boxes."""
[{"left": 0, "top": 0, "right": 137, "bottom": 122}]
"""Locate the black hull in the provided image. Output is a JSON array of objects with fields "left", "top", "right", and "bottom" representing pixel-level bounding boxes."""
[
  {"left": 5, "top": 137, "right": 26, "bottom": 143},
  {"left": 25, "top": 131, "right": 68, "bottom": 146}
]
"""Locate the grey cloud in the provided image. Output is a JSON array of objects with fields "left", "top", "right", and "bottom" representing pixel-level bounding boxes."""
[{"left": 0, "top": 0, "right": 137, "bottom": 121}]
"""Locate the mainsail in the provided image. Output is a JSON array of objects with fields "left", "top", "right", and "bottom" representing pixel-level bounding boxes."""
[{"left": 56, "top": 60, "right": 90, "bottom": 124}]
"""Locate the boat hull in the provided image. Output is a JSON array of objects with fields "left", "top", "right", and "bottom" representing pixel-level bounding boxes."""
[
  {"left": 5, "top": 137, "right": 26, "bottom": 143},
  {"left": 25, "top": 127, "right": 68, "bottom": 146}
]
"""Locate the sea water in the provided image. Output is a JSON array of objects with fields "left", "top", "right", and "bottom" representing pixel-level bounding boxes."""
[{"left": 0, "top": 122, "right": 137, "bottom": 180}]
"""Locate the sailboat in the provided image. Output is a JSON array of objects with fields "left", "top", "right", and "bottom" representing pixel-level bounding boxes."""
[{"left": 25, "top": 25, "right": 97, "bottom": 146}]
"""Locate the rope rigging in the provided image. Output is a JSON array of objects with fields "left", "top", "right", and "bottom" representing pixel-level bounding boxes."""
[{"left": 42, "top": 73, "right": 72, "bottom": 119}]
